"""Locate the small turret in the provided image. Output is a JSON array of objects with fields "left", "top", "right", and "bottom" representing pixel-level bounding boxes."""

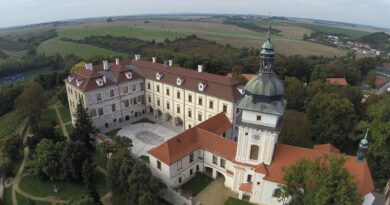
[{"left": 356, "top": 129, "right": 369, "bottom": 163}]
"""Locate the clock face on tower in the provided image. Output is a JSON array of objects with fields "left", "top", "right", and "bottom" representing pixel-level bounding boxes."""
[{"left": 251, "top": 134, "right": 261, "bottom": 142}]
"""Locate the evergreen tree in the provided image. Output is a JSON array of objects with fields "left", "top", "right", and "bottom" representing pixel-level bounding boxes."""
[
  {"left": 82, "top": 158, "right": 101, "bottom": 205},
  {"left": 61, "top": 141, "right": 89, "bottom": 181},
  {"left": 71, "top": 99, "right": 95, "bottom": 150}
]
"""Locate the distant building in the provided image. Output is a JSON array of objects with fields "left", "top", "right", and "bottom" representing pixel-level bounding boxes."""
[{"left": 326, "top": 77, "right": 348, "bottom": 86}]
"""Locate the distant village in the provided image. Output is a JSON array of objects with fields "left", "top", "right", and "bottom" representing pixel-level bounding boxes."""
[{"left": 327, "top": 35, "right": 385, "bottom": 56}]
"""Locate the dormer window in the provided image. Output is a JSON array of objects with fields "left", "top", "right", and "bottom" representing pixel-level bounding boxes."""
[
  {"left": 76, "top": 79, "right": 84, "bottom": 87},
  {"left": 176, "top": 77, "right": 184, "bottom": 86},
  {"left": 156, "top": 72, "right": 163, "bottom": 80},
  {"left": 125, "top": 71, "right": 132, "bottom": 80},
  {"left": 68, "top": 76, "right": 75, "bottom": 82},
  {"left": 95, "top": 78, "right": 104, "bottom": 86},
  {"left": 198, "top": 82, "right": 207, "bottom": 91}
]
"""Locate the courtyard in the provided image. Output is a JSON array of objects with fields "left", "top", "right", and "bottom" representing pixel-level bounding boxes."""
[{"left": 117, "top": 120, "right": 178, "bottom": 157}]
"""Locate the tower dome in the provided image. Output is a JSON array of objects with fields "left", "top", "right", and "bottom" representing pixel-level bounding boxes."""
[{"left": 244, "top": 73, "right": 284, "bottom": 97}]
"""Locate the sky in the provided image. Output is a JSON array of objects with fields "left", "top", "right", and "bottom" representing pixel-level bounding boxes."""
[{"left": 0, "top": 0, "right": 389, "bottom": 29}]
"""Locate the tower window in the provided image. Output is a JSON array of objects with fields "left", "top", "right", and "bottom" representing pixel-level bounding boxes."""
[
  {"left": 249, "top": 145, "right": 259, "bottom": 160},
  {"left": 257, "top": 115, "right": 261, "bottom": 121}
]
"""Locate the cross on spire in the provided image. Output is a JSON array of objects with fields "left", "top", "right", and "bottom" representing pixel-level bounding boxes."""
[{"left": 267, "top": 13, "right": 272, "bottom": 41}]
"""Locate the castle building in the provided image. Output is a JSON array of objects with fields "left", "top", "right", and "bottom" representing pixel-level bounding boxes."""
[{"left": 147, "top": 29, "right": 375, "bottom": 204}]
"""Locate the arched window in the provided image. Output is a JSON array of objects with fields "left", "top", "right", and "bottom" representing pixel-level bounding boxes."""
[{"left": 249, "top": 145, "right": 259, "bottom": 160}]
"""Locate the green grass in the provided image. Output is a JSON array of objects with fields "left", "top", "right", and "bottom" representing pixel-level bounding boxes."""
[
  {"left": 0, "top": 111, "right": 24, "bottom": 138},
  {"left": 296, "top": 22, "right": 371, "bottom": 39},
  {"left": 41, "top": 108, "right": 59, "bottom": 127},
  {"left": 38, "top": 37, "right": 127, "bottom": 60},
  {"left": 3, "top": 187, "right": 13, "bottom": 205},
  {"left": 140, "top": 155, "right": 150, "bottom": 163},
  {"left": 19, "top": 172, "right": 107, "bottom": 201},
  {"left": 224, "top": 197, "right": 254, "bottom": 205},
  {"left": 58, "top": 105, "right": 71, "bottom": 123},
  {"left": 16, "top": 191, "right": 28, "bottom": 205},
  {"left": 47, "top": 95, "right": 60, "bottom": 107},
  {"left": 23, "top": 66, "right": 54, "bottom": 80},
  {"left": 93, "top": 151, "right": 107, "bottom": 169},
  {"left": 111, "top": 193, "right": 125, "bottom": 205},
  {"left": 180, "top": 173, "right": 213, "bottom": 196},
  {"left": 65, "top": 123, "right": 74, "bottom": 135}
]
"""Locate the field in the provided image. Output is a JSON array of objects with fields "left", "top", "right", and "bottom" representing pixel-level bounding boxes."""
[
  {"left": 0, "top": 111, "right": 24, "bottom": 137},
  {"left": 297, "top": 22, "right": 371, "bottom": 38},
  {"left": 35, "top": 19, "right": 347, "bottom": 57}
]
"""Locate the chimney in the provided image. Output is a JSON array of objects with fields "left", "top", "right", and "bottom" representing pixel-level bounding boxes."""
[
  {"left": 198, "top": 65, "right": 203, "bottom": 73},
  {"left": 102, "top": 76, "right": 107, "bottom": 84},
  {"left": 152, "top": 57, "right": 157, "bottom": 64},
  {"left": 168, "top": 59, "right": 173, "bottom": 67},
  {"left": 103, "top": 60, "right": 109, "bottom": 71},
  {"left": 115, "top": 58, "right": 120, "bottom": 65},
  {"left": 85, "top": 63, "right": 93, "bottom": 70},
  {"left": 135, "top": 54, "right": 141, "bottom": 61}
]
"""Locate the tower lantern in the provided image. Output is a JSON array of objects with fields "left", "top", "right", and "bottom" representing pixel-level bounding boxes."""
[{"left": 356, "top": 129, "right": 369, "bottom": 163}]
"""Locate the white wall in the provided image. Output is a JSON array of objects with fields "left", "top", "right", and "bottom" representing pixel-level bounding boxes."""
[{"left": 242, "top": 110, "right": 279, "bottom": 128}]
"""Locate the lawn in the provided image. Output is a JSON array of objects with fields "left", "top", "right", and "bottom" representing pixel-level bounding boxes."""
[
  {"left": 93, "top": 151, "right": 107, "bottom": 169},
  {"left": 0, "top": 111, "right": 24, "bottom": 138},
  {"left": 180, "top": 173, "right": 213, "bottom": 196},
  {"left": 41, "top": 108, "right": 59, "bottom": 127},
  {"left": 3, "top": 188, "right": 13, "bottom": 205},
  {"left": 38, "top": 37, "right": 127, "bottom": 60},
  {"left": 224, "top": 197, "right": 254, "bottom": 205},
  {"left": 58, "top": 105, "right": 71, "bottom": 123},
  {"left": 65, "top": 123, "right": 74, "bottom": 135},
  {"left": 16, "top": 192, "right": 52, "bottom": 205},
  {"left": 296, "top": 22, "right": 371, "bottom": 39},
  {"left": 19, "top": 172, "right": 108, "bottom": 200},
  {"left": 47, "top": 95, "right": 60, "bottom": 107}
]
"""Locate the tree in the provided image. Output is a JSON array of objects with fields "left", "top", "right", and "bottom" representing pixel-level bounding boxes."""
[
  {"left": 278, "top": 155, "right": 360, "bottom": 205},
  {"left": 71, "top": 100, "right": 95, "bottom": 150},
  {"left": 279, "top": 110, "right": 312, "bottom": 147},
  {"left": 306, "top": 93, "right": 356, "bottom": 147},
  {"left": 61, "top": 141, "right": 89, "bottom": 181},
  {"left": 111, "top": 135, "right": 133, "bottom": 152},
  {"left": 283, "top": 77, "right": 306, "bottom": 111},
  {"left": 108, "top": 149, "right": 134, "bottom": 194},
  {"left": 70, "top": 62, "right": 86, "bottom": 73},
  {"left": 357, "top": 96, "right": 390, "bottom": 187},
  {"left": 14, "top": 82, "right": 47, "bottom": 119},
  {"left": 68, "top": 194, "right": 95, "bottom": 205},
  {"left": 82, "top": 158, "right": 101, "bottom": 204},
  {"left": 126, "top": 160, "right": 165, "bottom": 205},
  {"left": 27, "top": 124, "right": 64, "bottom": 150},
  {"left": 0, "top": 135, "right": 22, "bottom": 161},
  {"left": 27, "top": 139, "right": 65, "bottom": 181}
]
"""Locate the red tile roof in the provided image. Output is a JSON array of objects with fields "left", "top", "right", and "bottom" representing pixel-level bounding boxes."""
[
  {"left": 326, "top": 78, "right": 348, "bottom": 86},
  {"left": 265, "top": 144, "right": 374, "bottom": 195},
  {"left": 239, "top": 182, "right": 253, "bottom": 193},
  {"left": 313, "top": 143, "right": 340, "bottom": 153},
  {"left": 374, "top": 76, "right": 388, "bottom": 89},
  {"left": 226, "top": 73, "right": 256, "bottom": 81},
  {"left": 132, "top": 60, "right": 243, "bottom": 101},
  {"left": 148, "top": 113, "right": 235, "bottom": 165}
]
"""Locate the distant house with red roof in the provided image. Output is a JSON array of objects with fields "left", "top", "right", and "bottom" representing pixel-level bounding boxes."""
[{"left": 326, "top": 78, "right": 348, "bottom": 86}]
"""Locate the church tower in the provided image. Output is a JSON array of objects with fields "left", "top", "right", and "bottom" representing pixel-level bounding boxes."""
[{"left": 235, "top": 21, "right": 286, "bottom": 166}]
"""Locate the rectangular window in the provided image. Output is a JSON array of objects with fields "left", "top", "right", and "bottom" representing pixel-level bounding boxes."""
[
  {"left": 157, "top": 99, "right": 160, "bottom": 106},
  {"left": 188, "top": 94, "right": 192, "bottom": 103},
  {"left": 178, "top": 177, "right": 182, "bottom": 183},
  {"left": 90, "top": 109, "right": 97, "bottom": 117},
  {"left": 98, "top": 108, "right": 104, "bottom": 116},
  {"left": 148, "top": 96, "right": 151, "bottom": 103},
  {"left": 177, "top": 160, "right": 182, "bottom": 171},
  {"left": 167, "top": 103, "right": 170, "bottom": 110},
  {"left": 177, "top": 91, "right": 180, "bottom": 99},
  {"left": 138, "top": 96, "right": 143, "bottom": 103},
  {"left": 111, "top": 104, "right": 116, "bottom": 112},
  {"left": 257, "top": 115, "right": 262, "bottom": 121},
  {"left": 190, "top": 169, "right": 193, "bottom": 175},
  {"left": 198, "top": 97, "right": 203, "bottom": 106},
  {"left": 212, "top": 155, "right": 218, "bottom": 165},
  {"left": 147, "top": 82, "right": 151, "bottom": 89},
  {"left": 140, "top": 82, "right": 145, "bottom": 91},
  {"left": 96, "top": 93, "right": 102, "bottom": 101},
  {"left": 156, "top": 85, "right": 160, "bottom": 93},
  {"left": 247, "top": 174, "right": 252, "bottom": 182},
  {"left": 223, "top": 104, "right": 228, "bottom": 113},
  {"left": 189, "top": 153, "right": 194, "bottom": 163},
  {"left": 188, "top": 109, "right": 192, "bottom": 118},
  {"left": 124, "top": 99, "right": 130, "bottom": 107},
  {"left": 123, "top": 86, "right": 128, "bottom": 93},
  {"left": 176, "top": 106, "right": 180, "bottom": 114},
  {"left": 209, "top": 101, "right": 214, "bottom": 109},
  {"left": 132, "top": 84, "right": 136, "bottom": 91},
  {"left": 220, "top": 158, "right": 226, "bottom": 168},
  {"left": 198, "top": 114, "right": 202, "bottom": 121},
  {"left": 110, "top": 89, "right": 114, "bottom": 97},
  {"left": 157, "top": 160, "right": 161, "bottom": 170},
  {"left": 166, "top": 88, "right": 170, "bottom": 96}
]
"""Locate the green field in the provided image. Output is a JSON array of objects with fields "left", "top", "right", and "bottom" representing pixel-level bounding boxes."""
[
  {"left": 297, "top": 23, "right": 371, "bottom": 38},
  {"left": 58, "top": 105, "right": 71, "bottom": 122},
  {"left": 0, "top": 111, "right": 24, "bottom": 137}
]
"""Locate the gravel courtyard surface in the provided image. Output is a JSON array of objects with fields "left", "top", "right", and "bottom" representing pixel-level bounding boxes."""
[{"left": 117, "top": 122, "right": 177, "bottom": 157}]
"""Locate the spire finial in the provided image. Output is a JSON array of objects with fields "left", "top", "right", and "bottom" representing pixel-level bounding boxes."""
[
  {"left": 267, "top": 13, "right": 272, "bottom": 41},
  {"left": 364, "top": 128, "right": 369, "bottom": 140}
]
